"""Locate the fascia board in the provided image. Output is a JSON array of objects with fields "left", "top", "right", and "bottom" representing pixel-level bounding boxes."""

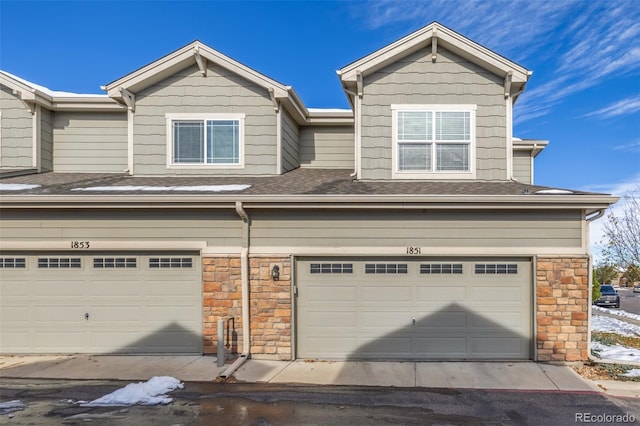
[
  {"left": 105, "top": 42, "right": 289, "bottom": 98},
  {"left": 305, "top": 117, "right": 354, "bottom": 126},
  {"left": 0, "top": 194, "right": 618, "bottom": 209},
  {"left": 340, "top": 23, "right": 529, "bottom": 84}
]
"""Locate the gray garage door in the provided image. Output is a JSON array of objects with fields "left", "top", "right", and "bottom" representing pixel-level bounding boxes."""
[
  {"left": 296, "top": 258, "right": 532, "bottom": 360},
  {"left": 0, "top": 252, "right": 202, "bottom": 354}
]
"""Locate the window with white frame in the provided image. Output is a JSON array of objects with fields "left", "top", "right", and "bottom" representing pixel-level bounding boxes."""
[
  {"left": 166, "top": 113, "right": 244, "bottom": 167},
  {"left": 392, "top": 105, "right": 476, "bottom": 178}
]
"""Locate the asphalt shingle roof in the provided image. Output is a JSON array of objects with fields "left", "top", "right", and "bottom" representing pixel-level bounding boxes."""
[{"left": 0, "top": 168, "right": 597, "bottom": 197}]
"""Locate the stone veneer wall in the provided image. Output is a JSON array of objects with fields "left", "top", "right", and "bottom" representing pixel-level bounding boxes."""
[
  {"left": 202, "top": 256, "right": 292, "bottom": 360},
  {"left": 536, "top": 257, "right": 589, "bottom": 362},
  {"left": 249, "top": 257, "right": 292, "bottom": 360},
  {"left": 202, "top": 257, "right": 243, "bottom": 354}
]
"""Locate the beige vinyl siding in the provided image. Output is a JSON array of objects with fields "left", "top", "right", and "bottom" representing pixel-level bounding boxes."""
[
  {"left": 0, "top": 84, "right": 33, "bottom": 168},
  {"left": 250, "top": 209, "right": 583, "bottom": 249},
  {"left": 513, "top": 150, "right": 532, "bottom": 184},
  {"left": 361, "top": 47, "right": 506, "bottom": 180},
  {"left": 134, "top": 64, "right": 277, "bottom": 175},
  {"left": 281, "top": 109, "right": 299, "bottom": 172},
  {"left": 300, "top": 126, "right": 355, "bottom": 169},
  {"left": 0, "top": 209, "right": 242, "bottom": 247},
  {"left": 53, "top": 111, "right": 127, "bottom": 173},
  {"left": 40, "top": 108, "right": 53, "bottom": 172}
]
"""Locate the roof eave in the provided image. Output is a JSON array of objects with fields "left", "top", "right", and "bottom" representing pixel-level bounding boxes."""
[{"left": 339, "top": 22, "right": 530, "bottom": 86}]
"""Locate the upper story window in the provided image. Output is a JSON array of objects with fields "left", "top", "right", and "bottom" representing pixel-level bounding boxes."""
[
  {"left": 391, "top": 105, "right": 476, "bottom": 179},
  {"left": 166, "top": 113, "right": 245, "bottom": 168}
]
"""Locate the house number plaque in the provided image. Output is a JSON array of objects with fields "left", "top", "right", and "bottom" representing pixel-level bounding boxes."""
[
  {"left": 70, "top": 241, "right": 91, "bottom": 249},
  {"left": 406, "top": 246, "right": 422, "bottom": 255}
]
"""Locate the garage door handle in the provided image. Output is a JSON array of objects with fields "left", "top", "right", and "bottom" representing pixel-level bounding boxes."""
[{"left": 85, "top": 313, "right": 89, "bottom": 320}]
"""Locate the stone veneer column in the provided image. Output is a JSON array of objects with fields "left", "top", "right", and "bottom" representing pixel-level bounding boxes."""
[
  {"left": 536, "top": 257, "right": 589, "bottom": 362},
  {"left": 249, "top": 257, "right": 292, "bottom": 360},
  {"left": 202, "top": 257, "right": 243, "bottom": 354}
]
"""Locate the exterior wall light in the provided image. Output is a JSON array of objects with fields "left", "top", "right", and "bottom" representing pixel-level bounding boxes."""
[{"left": 271, "top": 265, "right": 280, "bottom": 281}]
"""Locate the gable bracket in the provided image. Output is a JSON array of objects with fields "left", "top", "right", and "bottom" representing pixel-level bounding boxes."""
[
  {"left": 119, "top": 88, "right": 136, "bottom": 112},
  {"left": 432, "top": 28, "right": 438, "bottom": 62},
  {"left": 504, "top": 71, "right": 513, "bottom": 99},
  {"left": 193, "top": 47, "right": 208, "bottom": 77},
  {"left": 356, "top": 71, "right": 363, "bottom": 98},
  {"left": 12, "top": 90, "right": 36, "bottom": 114},
  {"left": 268, "top": 87, "right": 279, "bottom": 111}
]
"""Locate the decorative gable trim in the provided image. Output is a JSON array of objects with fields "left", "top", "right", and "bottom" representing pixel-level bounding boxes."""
[
  {"left": 104, "top": 41, "right": 307, "bottom": 123},
  {"left": 338, "top": 22, "right": 531, "bottom": 96}
]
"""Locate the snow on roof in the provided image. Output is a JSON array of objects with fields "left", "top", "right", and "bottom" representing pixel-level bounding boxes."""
[
  {"left": 70, "top": 184, "right": 251, "bottom": 192},
  {"left": 0, "top": 183, "right": 41, "bottom": 191},
  {"left": 1, "top": 70, "right": 107, "bottom": 98},
  {"left": 535, "top": 189, "right": 574, "bottom": 195},
  {"left": 307, "top": 108, "right": 352, "bottom": 113}
]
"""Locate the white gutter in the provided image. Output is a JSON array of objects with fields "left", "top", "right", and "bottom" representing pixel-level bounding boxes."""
[
  {"left": 585, "top": 209, "right": 606, "bottom": 222},
  {"left": 220, "top": 201, "right": 251, "bottom": 378}
]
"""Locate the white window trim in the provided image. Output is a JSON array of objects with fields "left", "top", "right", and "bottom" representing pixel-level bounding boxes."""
[
  {"left": 165, "top": 113, "right": 245, "bottom": 169},
  {"left": 391, "top": 104, "right": 476, "bottom": 179}
]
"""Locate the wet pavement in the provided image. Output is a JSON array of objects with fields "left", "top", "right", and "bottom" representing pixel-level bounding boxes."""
[{"left": 1, "top": 378, "right": 639, "bottom": 425}]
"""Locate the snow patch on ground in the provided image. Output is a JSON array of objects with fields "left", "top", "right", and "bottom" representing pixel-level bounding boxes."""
[
  {"left": 591, "top": 342, "right": 640, "bottom": 363},
  {"left": 622, "top": 369, "right": 640, "bottom": 377},
  {"left": 593, "top": 306, "right": 640, "bottom": 322},
  {"left": 0, "top": 183, "right": 41, "bottom": 191},
  {"left": 83, "top": 376, "right": 183, "bottom": 406},
  {"left": 71, "top": 185, "right": 251, "bottom": 192},
  {"left": 592, "top": 315, "right": 640, "bottom": 337},
  {"left": 0, "top": 400, "right": 25, "bottom": 414}
]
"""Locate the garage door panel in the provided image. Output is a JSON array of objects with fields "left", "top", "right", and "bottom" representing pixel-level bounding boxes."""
[
  {"left": 416, "top": 286, "right": 466, "bottom": 301},
  {"left": 471, "top": 337, "right": 525, "bottom": 356},
  {"left": 306, "top": 286, "right": 357, "bottom": 301},
  {"left": 415, "top": 311, "right": 467, "bottom": 328},
  {"left": 360, "top": 311, "right": 410, "bottom": 328},
  {"left": 0, "top": 252, "right": 202, "bottom": 354},
  {"left": 470, "top": 286, "right": 523, "bottom": 303},
  {"left": 297, "top": 258, "right": 532, "bottom": 360},
  {"left": 362, "top": 286, "right": 412, "bottom": 302},
  {"left": 415, "top": 338, "right": 467, "bottom": 356}
]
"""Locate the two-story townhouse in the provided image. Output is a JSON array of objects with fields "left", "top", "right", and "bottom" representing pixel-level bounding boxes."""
[{"left": 0, "top": 23, "right": 616, "bottom": 363}]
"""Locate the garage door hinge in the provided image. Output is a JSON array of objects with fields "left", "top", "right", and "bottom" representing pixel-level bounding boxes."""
[{"left": 293, "top": 285, "right": 298, "bottom": 297}]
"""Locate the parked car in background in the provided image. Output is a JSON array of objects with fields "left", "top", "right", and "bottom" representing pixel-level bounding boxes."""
[
  {"left": 594, "top": 285, "right": 620, "bottom": 308},
  {"left": 633, "top": 284, "right": 640, "bottom": 294}
]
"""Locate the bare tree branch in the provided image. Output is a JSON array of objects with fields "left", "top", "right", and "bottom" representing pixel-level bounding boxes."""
[{"left": 601, "top": 186, "right": 640, "bottom": 268}]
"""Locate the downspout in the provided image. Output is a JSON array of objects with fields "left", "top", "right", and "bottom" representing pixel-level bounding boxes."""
[
  {"left": 585, "top": 208, "right": 605, "bottom": 364},
  {"left": 219, "top": 201, "right": 251, "bottom": 378},
  {"left": 343, "top": 86, "right": 359, "bottom": 179}
]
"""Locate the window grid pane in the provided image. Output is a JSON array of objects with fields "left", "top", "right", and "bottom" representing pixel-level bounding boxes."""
[
  {"left": 0, "top": 258, "right": 26, "bottom": 268},
  {"left": 399, "top": 143, "right": 431, "bottom": 171},
  {"left": 436, "top": 144, "right": 469, "bottom": 171},
  {"left": 475, "top": 264, "right": 518, "bottom": 274},
  {"left": 149, "top": 257, "right": 193, "bottom": 268},
  {"left": 398, "top": 111, "right": 431, "bottom": 141},
  {"left": 173, "top": 121, "right": 204, "bottom": 163},
  {"left": 365, "top": 263, "right": 408, "bottom": 274},
  {"left": 207, "top": 120, "right": 239, "bottom": 164},
  {"left": 435, "top": 112, "right": 470, "bottom": 141},
  {"left": 310, "top": 263, "right": 353, "bottom": 274}
]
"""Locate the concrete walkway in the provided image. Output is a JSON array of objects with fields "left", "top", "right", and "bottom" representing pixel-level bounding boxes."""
[{"left": 1, "top": 355, "right": 637, "bottom": 398}]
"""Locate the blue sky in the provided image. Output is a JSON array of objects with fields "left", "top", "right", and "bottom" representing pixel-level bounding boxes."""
[{"left": 1, "top": 0, "right": 638, "bottom": 252}]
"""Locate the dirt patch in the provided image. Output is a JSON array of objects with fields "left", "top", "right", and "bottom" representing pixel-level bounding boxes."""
[{"left": 572, "top": 362, "right": 640, "bottom": 382}]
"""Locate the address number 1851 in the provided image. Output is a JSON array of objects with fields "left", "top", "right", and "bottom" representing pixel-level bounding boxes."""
[{"left": 406, "top": 246, "right": 421, "bottom": 255}]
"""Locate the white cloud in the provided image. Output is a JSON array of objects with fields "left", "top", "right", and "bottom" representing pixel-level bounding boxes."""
[
  {"left": 614, "top": 140, "right": 640, "bottom": 152},
  {"left": 583, "top": 97, "right": 640, "bottom": 119}
]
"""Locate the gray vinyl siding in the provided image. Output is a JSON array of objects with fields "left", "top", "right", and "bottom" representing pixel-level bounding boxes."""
[
  {"left": 250, "top": 209, "right": 583, "bottom": 249},
  {"left": 134, "top": 64, "right": 277, "bottom": 175},
  {"left": 513, "top": 150, "right": 532, "bottom": 184},
  {"left": 53, "top": 111, "right": 127, "bottom": 173},
  {"left": 300, "top": 126, "right": 354, "bottom": 169},
  {"left": 0, "top": 209, "right": 242, "bottom": 247},
  {"left": 281, "top": 109, "right": 299, "bottom": 172},
  {"left": 40, "top": 108, "right": 53, "bottom": 172},
  {"left": 361, "top": 47, "right": 506, "bottom": 180},
  {"left": 0, "top": 84, "right": 32, "bottom": 168}
]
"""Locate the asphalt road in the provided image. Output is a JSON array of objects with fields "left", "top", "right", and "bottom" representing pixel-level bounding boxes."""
[
  {"left": 1, "top": 379, "right": 639, "bottom": 426},
  {"left": 619, "top": 288, "right": 640, "bottom": 315}
]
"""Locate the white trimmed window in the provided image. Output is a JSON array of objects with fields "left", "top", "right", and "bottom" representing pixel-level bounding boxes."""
[
  {"left": 392, "top": 105, "right": 476, "bottom": 179},
  {"left": 166, "top": 113, "right": 245, "bottom": 168}
]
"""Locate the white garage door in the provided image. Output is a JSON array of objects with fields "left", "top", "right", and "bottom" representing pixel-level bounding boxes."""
[
  {"left": 296, "top": 258, "right": 532, "bottom": 360},
  {"left": 0, "top": 253, "right": 202, "bottom": 354}
]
